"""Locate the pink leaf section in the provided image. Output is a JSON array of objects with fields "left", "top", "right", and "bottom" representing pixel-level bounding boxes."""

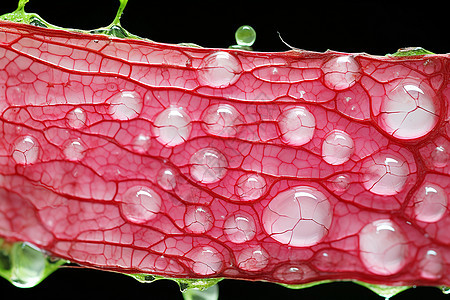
[{"left": 0, "top": 21, "right": 448, "bottom": 287}]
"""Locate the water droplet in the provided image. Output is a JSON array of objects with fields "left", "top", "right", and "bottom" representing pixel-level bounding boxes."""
[
  {"left": 12, "top": 135, "right": 40, "bottom": 165},
  {"left": 190, "top": 148, "right": 228, "bottom": 184},
  {"left": 187, "top": 246, "right": 223, "bottom": 275},
  {"left": 277, "top": 106, "right": 316, "bottom": 146},
  {"left": 66, "top": 107, "right": 87, "bottom": 129},
  {"left": 201, "top": 103, "right": 243, "bottom": 137},
  {"left": 362, "top": 152, "right": 409, "bottom": 196},
  {"left": 322, "top": 56, "right": 361, "bottom": 90},
  {"left": 235, "top": 173, "right": 267, "bottom": 201},
  {"left": 224, "top": 212, "right": 256, "bottom": 243},
  {"left": 262, "top": 186, "right": 333, "bottom": 247},
  {"left": 184, "top": 205, "right": 214, "bottom": 234},
  {"left": 419, "top": 249, "right": 444, "bottom": 280},
  {"left": 329, "top": 174, "right": 351, "bottom": 192},
  {"left": 322, "top": 129, "right": 354, "bottom": 165},
  {"left": 63, "top": 139, "right": 86, "bottom": 161},
  {"left": 10, "top": 243, "right": 46, "bottom": 288},
  {"left": 119, "top": 186, "right": 162, "bottom": 224},
  {"left": 413, "top": 183, "right": 447, "bottom": 223},
  {"left": 236, "top": 245, "right": 269, "bottom": 271},
  {"left": 235, "top": 25, "right": 256, "bottom": 47},
  {"left": 273, "top": 264, "right": 312, "bottom": 283},
  {"left": 359, "top": 219, "right": 408, "bottom": 276},
  {"left": 197, "top": 52, "right": 242, "bottom": 88},
  {"left": 132, "top": 134, "right": 151, "bottom": 154},
  {"left": 153, "top": 107, "right": 192, "bottom": 147},
  {"left": 379, "top": 81, "right": 438, "bottom": 139},
  {"left": 431, "top": 145, "right": 448, "bottom": 168},
  {"left": 157, "top": 168, "right": 177, "bottom": 191},
  {"left": 107, "top": 91, "right": 143, "bottom": 120}
]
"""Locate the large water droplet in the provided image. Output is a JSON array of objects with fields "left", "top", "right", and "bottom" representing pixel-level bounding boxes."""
[
  {"left": 190, "top": 148, "right": 228, "bottom": 184},
  {"left": 379, "top": 81, "right": 438, "bottom": 139},
  {"left": 236, "top": 245, "right": 269, "bottom": 271},
  {"left": 431, "top": 145, "right": 448, "bottom": 168},
  {"left": 419, "top": 249, "right": 444, "bottom": 280},
  {"left": 187, "top": 246, "right": 223, "bottom": 275},
  {"left": 235, "top": 173, "right": 267, "bottom": 201},
  {"left": 322, "top": 129, "right": 354, "bottom": 165},
  {"left": 157, "top": 168, "right": 177, "bottom": 191},
  {"left": 413, "top": 183, "right": 447, "bottom": 223},
  {"left": 359, "top": 219, "right": 408, "bottom": 276},
  {"left": 153, "top": 107, "right": 192, "bottom": 147},
  {"left": 184, "top": 205, "right": 214, "bottom": 234},
  {"left": 63, "top": 139, "right": 86, "bottom": 161},
  {"left": 107, "top": 91, "right": 143, "bottom": 120},
  {"left": 12, "top": 135, "right": 40, "bottom": 165},
  {"left": 224, "top": 212, "right": 256, "bottom": 243},
  {"left": 119, "top": 186, "right": 162, "bottom": 224},
  {"left": 322, "top": 56, "right": 361, "bottom": 90},
  {"left": 262, "top": 186, "right": 332, "bottom": 247},
  {"left": 66, "top": 107, "right": 87, "bottom": 129},
  {"left": 10, "top": 243, "right": 46, "bottom": 288},
  {"left": 362, "top": 152, "right": 409, "bottom": 196},
  {"left": 197, "top": 52, "right": 242, "bottom": 88},
  {"left": 201, "top": 104, "right": 243, "bottom": 137},
  {"left": 277, "top": 107, "right": 316, "bottom": 146}
]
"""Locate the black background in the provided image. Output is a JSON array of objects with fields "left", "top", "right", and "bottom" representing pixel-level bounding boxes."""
[{"left": 0, "top": 0, "right": 448, "bottom": 299}]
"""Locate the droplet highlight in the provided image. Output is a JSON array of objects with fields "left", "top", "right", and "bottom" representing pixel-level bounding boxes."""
[
  {"left": 119, "top": 186, "right": 162, "bottom": 224},
  {"left": 12, "top": 135, "right": 40, "bottom": 165},
  {"left": 359, "top": 219, "right": 408, "bottom": 276},
  {"left": 235, "top": 173, "right": 267, "bottom": 201},
  {"left": 190, "top": 148, "right": 228, "bottom": 184},
  {"left": 413, "top": 183, "right": 447, "bottom": 223},
  {"left": 278, "top": 106, "right": 316, "bottom": 146},
  {"left": 201, "top": 104, "right": 242, "bottom": 137},
  {"left": 197, "top": 52, "right": 242, "bottom": 88},
  {"left": 224, "top": 212, "right": 256, "bottom": 243},
  {"left": 322, "top": 129, "right": 354, "bottom": 165},
  {"left": 107, "top": 91, "right": 143, "bottom": 120},
  {"left": 153, "top": 107, "right": 192, "bottom": 147},
  {"left": 262, "top": 186, "right": 333, "bottom": 247}
]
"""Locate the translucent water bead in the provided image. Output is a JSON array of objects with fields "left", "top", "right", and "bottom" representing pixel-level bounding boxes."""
[{"left": 235, "top": 25, "right": 256, "bottom": 47}]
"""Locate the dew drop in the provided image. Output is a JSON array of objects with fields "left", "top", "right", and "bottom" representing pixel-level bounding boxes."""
[
  {"left": 413, "top": 183, "right": 447, "bottom": 223},
  {"left": 187, "top": 246, "right": 223, "bottom": 276},
  {"left": 107, "top": 91, "right": 143, "bottom": 120},
  {"left": 10, "top": 243, "right": 46, "bottom": 288},
  {"left": 197, "top": 51, "right": 242, "bottom": 88},
  {"left": 119, "top": 186, "right": 162, "bottom": 224},
  {"left": 362, "top": 152, "right": 409, "bottom": 196},
  {"left": 12, "top": 135, "right": 40, "bottom": 165},
  {"left": 322, "top": 129, "right": 354, "bottom": 165},
  {"left": 236, "top": 245, "right": 269, "bottom": 272},
  {"left": 431, "top": 145, "right": 448, "bottom": 168},
  {"left": 359, "top": 219, "right": 408, "bottom": 276},
  {"left": 329, "top": 174, "right": 351, "bottom": 193},
  {"left": 419, "top": 249, "right": 444, "bottom": 280},
  {"left": 153, "top": 107, "right": 192, "bottom": 147},
  {"left": 235, "top": 173, "right": 267, "bottom": 201},
  {"left": 273, "top": 264, "right": 312, "bottom": 283},
  {"left": 277, "top": 106, "right": 316, "bottom": 146},
  {"left": 235, "top": 25, "right": 256, "bottom": 47},
  {"left": 190, "top": 148, "right": 228, "bottom": 184},
  {"left": 132, "top": 134, "right": 151, "bottom": 154},
  {"left": 322, "top": 56, "right": 361, "bottom": 90},
  {"left": 157, "top": 168, "right": 177, "bottom": 191},
  {"left": 379, "top": 81, "right": 438, "bottom": 139},
  {"left": 184, "top": 205, "right": 214, "bottom": 234},
  {"left": 63, "top": 139, "right": 86, "bottom": 161},
  {"left": 224, "top": 212, "right": 256, "bottom": 243},
  {"left": 66, "top": 107, "right": 87, "bottom": 129},
  {"left": 262, "top": 186, "right": 332, "bottom": 247},
  {"left": 201, "top": 103, "right": 243, "bottom": 137}
]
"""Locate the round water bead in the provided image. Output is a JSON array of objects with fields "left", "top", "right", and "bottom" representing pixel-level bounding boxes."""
[{"left": 235, "top": 25, "right": 256, "bottom": 47}]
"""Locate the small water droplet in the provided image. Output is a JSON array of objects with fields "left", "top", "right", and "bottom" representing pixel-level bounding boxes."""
[
  {"left": 132, "top": 134, "right": 151, "bottom": 153},
  {"left": 322, "top": 129, "right": 354, "bottom": 165},
  {"left": 63, "top": 139, "right": 86, "bottom": 161},
  {"left": 322, "top": 56, "right": 361, "bottom": 90},
  {"left": 107, "top": 91, "right": 143, "bottom": 120},
  {"left": 157, "top": 168, "right": 177, "bottom": 190},
  {"left": 119, "top": 186, "right": 162, "bottom": 224},
  {"left": 277, "top": 106, "right": 316, "bottom": 146},
  {"left": 66, "top": 107, "right": 87, "bottom": 129},
  {"left": 197, "top": 52, "right": 242, "bottom": 88},
  {"left": 201, "top": 103, "right": 243, "bottom": 137},
  {"left": 413, "top": 182, "right": 447, "bottom": 223},
  {"left": 235, "top": 173, "right": 267, "bottom": 201},
  {"left": 12, "top": 135, "right": 40, "bottom": 165},
  {"left": 419, "top": 249, "right": 444, "bottom": 280},
  {"left": 10, "top": 243, "right": 46, "bottom": 288},
  {"left": 184, "top": 205, "right": 214, "bottom": 234},
  {"left": 153, "top": 107, "right": 192, "bottom": 147},
  {"left": 187, "top": 246, "right": 223, "bottom": 275},
  {"left": 236, "top": 245, "right": 269, "bottom": 271},
  {"left": 190, "top": 148, "right": 228, "bottom": 184},
  {"left": 329, "top": 174, "right": 351, "bottom": 192},
  {"left": 235, "top": 25, "right": 256, "bottom": 47},
  {"left": 430, "top": 145, "right": 448, "bottom": 168},
  {"left": 224, "top": 212, "right": 256, "bottom": 243}
]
